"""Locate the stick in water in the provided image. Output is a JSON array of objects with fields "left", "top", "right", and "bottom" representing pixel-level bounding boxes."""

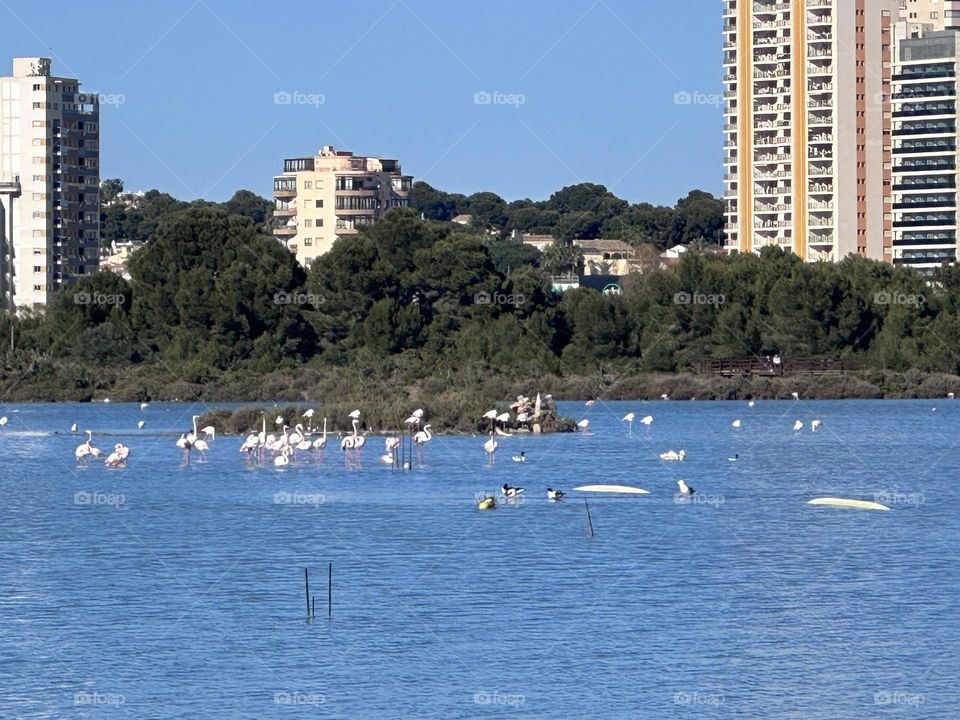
[
  {"left": 328, "top": 562, "right": 333, "bottom": 620},
  {"left": 305, "top": 567, "right": 311, "bottom": 619},
  {"left": 585, "top": 499, "right": 595, "bottom": 538}
]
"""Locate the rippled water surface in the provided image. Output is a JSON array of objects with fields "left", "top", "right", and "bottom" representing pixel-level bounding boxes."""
[{"left": 0, "top": 399, "right": 957, "bottom": 718}]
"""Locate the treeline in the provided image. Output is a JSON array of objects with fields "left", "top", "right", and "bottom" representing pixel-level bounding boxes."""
[
  {"left": 409, "top": 182, "right": 725, "bottom": 247},
  {"left": 2, "top": 204, "right": 959, "bottom": 404}
]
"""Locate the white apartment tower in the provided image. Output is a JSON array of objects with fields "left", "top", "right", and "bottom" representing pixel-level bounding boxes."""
[
  {"left": 0, "top": 57, "right": 100, "bottom": 311},
  {"left": 723, "top": 0, "right": 901, "bottom": 262}
]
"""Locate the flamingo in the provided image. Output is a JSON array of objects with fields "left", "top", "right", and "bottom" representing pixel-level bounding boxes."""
[
  {"left": 577, "top": 419, "right": 590, "bottom": 432},
  {"left": 622, "top": 412, "right": 635, "bottom": 434},
  {"left": 413, "top": 424, "right": 432, "bottom": 463},
  {"left": 274, "top": 445, "right": 292, "bottom": 467},
  {"left": 137, "top": 420, "right": 145, "bottom": 429},
  {"left": 105, "top": 443, "right": 130, "bottom": 468},
  {"left": 483, "top": 432, "right": 498, "bottom": 465},
  {"left": 677, "top": 479, "right": 695, "bottom": 497},
  {"left": 75, "top": 430, "right": 100, "bottom": 464},
  {"left": 311, "top": 418, "right": 328, "bottom": 464},
  {"left": 811, "top": 420, "right": 822, "bottom": 432},
  {"left": 176, "top": 432, "right": 192, "bottom": 463},
  {"left": 640, "top": 415, "right": 653, "bottom": 426},
  {"left": 495, "top": 412, "right": 512, "bottom": 436},
  {"left": 341, "top": 411, "right": 364, "bottom": 466},
  {"left": 660, "top": 393, "right": 669, "bottom": 401},
  {"left": 0, "top": 416, "right": 7, "bottom": 427},
  {"left": 791, "top": 392, "right": 799, "bottom": 400},
  {"left": 732, "top": 419, "right": 741, "bottom": 428},
  {"left": 191, "top": 416, "right": 209, "bottom": 460},
  {"left": 585, "top": 400, "right": 595, "bottom": 407},
  {"left": 659, "top": 449, "right": 685, "bottom": 461},
  {"left": 70, "top": 423, "right": 78, "bottom": 432},
  {"left": 140, "top": 403, "right": 149, "bottom": 410},
  {"left": 793, "top": 420, "right": 804, "bottom": 431},
  {"left": 748, "top": 400, "right": 755, "bottom": 407},
  {"left": 381, "top": 436, "right": 401, "bottom": 464}
]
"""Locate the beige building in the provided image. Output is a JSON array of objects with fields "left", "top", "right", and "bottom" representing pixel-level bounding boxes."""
[
  {"left": 272, "top": 145, "right": 412, "bottom": 266},
  {"left": 902, "top": 0, "right": 960, "bottom": 32},
  {"left": 0, "top": 57, "right": 99, "bottom": 310},
  {"left": 723, "top": 0, "right": 901, "bottom": 262},
  {"left": 574, "top": 239, "right": 637, "bottom": 276}
]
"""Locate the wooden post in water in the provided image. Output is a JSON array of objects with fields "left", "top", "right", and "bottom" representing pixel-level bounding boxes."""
[
  {"left": 584, "top": 499, "right": 595, "bottom": 538},
  {"left": 304, "top": 567, "right": 311, "bottom": 619},
  {"left": 328, "top": 562, "right": 333, "bottom": 619},
  {"left": 311, "top": 596, "right": 316, "bottom": 619}
]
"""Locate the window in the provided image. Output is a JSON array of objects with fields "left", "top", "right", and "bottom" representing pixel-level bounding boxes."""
[
  {"left": 32, "top": 175, "right": 44, "bottom": 182},
  {"left": 304, "top": 238, "right": 313, "bottom": 246},
  {"left": 303, "top": 181, "right": 312, "bottom": 189},
  {"left": 304, "top": 219, "right": 312, "bottom": 228},
  {"left": 315, "top": 199, "right": 324, "bottom": 208},
  {"left": 33, "top": 284, "right": 42, "bottom": 291},
  {"left": 33, "top": 266, "right": 42, "bottom": 273},
  {"left": 317, "top": 218, "right": 323, "bottom": 227},
  {"left": 32, "top": 249, "right": 43, "bottom": 255},
  {"left": 32, "top": 120, "right": 45, "bottom": 128}
]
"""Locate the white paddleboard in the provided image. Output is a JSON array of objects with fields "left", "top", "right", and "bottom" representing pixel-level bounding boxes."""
[
  {"left": 574, "top": 484, "right": 650, "bottom": 495},
  {"left": 807, "top": 497, "right": 890, "bottom": 511}
]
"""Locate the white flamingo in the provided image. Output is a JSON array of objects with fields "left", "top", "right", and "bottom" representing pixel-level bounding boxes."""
[
  {"left": 0, "top": 417, "right": 7, "bottom": 427},
  {"left": 622, "top": 412, "right": 635, "bottom": 434},
  {"left": 577, "top": 419, "right": 590, "bottom": 432},
  {"left": 137, "top": 420, "right": 145, "bottom": 429},
  {"left": 380, "top": 436, "right": 401, "bottom": 464},
  {"left": 793, "top": 420, "right": 804, "bottom": 431},
  {"left": 483, "top": 432, "right": 498, "bottom": 465},
  {"left": 105, "top": 443, "right": 130, "bottom": 468},
  {"left": 677, "top": 479, "right": 695, "bottom": 497},
  {"left": 311, "top": 418, "right": 328, "bottom": 464},
  {"left": 70, "top": 423, "right": 78, "bottom": 432},
  {"left": 659, "top": 449, "right": 685, "bottom": 461},
  {"left": 190, "top": 416, "right": 209, "bottom": 460},
  {"left": 811, "top": 419, "right": 822, "bottom": 432},
  {"left": 75, "top": 430, "right": 100, "bottom": 464},
  {"left": 640, "top": 415, "right": 653, "bottom": 426},
  {"left": 732, "top": 419, "right": 741, "bottom": 428},
  {"left": 341, "top": 411, "right": 364, "bottom": 466},
  {"left": 413, "top": 424, "right": 432, "bottom": 463}
]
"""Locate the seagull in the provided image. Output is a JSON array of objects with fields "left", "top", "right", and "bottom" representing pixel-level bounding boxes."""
[
  {"left": 511, "top": 451, "right": 526, "bottom": 462},
  {"left": 501, "top": 483, "right": 524, "bottom": 499},
  {"left": 137, "top": 420, "right": 145, "bottom": 429},
  {"left": 793, "top": 420, "right": 804, "bottom": 431},
  {"left": 677, "top": 479, "right": 695, "bottom": 497},
  {"left": 811, "top": 419, "right": 822, "bottom": 432},
  {"left": 732, "top": 419, "right": 741, "bottom": 428},
  {"left": 547, "top": 488, "right": 565, "bottom": 501}
]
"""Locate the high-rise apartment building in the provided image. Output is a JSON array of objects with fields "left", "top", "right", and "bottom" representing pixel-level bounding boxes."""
[
  {"left": 0, "top": 57, "right": 100, "bottom": 310},
  {"left": 891, "top": 29, "right": 960, "bottom": 275},
  {"left": 272, "top": 145, "right": 412, "bottom": 266},
  {"left": 723, "top": 0, "right": 901, "bottom": 262}
]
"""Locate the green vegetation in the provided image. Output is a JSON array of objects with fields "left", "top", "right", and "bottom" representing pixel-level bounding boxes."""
[{"left": 2, "top": 181, "right": 960, "bottom": 410}]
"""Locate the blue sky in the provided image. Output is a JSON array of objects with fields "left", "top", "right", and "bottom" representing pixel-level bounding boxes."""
[{"left": 0, "top": 0, "right": 722, "bottom": 206}]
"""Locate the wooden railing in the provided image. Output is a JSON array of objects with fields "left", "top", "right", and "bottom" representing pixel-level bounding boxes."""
[{"left": 705, "top": 356, "right": 863, "bottom": 376}]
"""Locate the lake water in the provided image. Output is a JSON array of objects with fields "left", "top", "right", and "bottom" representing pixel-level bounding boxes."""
[{"left": 0, "top": 399, "right": 957, "bottom": 719}]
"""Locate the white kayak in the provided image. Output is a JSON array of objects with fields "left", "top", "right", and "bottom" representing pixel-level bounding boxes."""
[
  {"left": 807, "top": 497, "right": 890, "bottom": 511},
  {"left": 574, "top": 484, "right": 650, "bottom": 495}
]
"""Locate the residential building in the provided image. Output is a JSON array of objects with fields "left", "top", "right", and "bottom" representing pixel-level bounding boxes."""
[
  {"left": 272, "top": 145, "right": 412, "bottom": 266},
  {"left": 574, "top": 239, "right": 637, "bottom": 276},
  {"left": 890, "top": 29, "right": 960, "bottom": 275},
  {"left": 902, "top": 0, "right": 960, "bottom": 33},
  {"left": 723, "top": 0, "right": 901, "bottom": 262},
  {"left": 0, "top": 57, "right": 100, "bottom": 311},
  {"left": 99, "top": 239, "right": 144, "bottom": 280}
]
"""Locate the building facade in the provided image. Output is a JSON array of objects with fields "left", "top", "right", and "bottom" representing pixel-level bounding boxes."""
[
  {"left": 902, "top": 0, "right": 960, "bottom": 33},
  {"left": 272, "top": 145, "right": 412, "bottom": 266},
  {"left": 891, "top": 30, "right": 960, "bottom": 275},
  {"left": 0, "top": 57, "right": 100, "bottom": 311},
  {"left": 723, "top": 0, "right": 901, "bottom": 262}
]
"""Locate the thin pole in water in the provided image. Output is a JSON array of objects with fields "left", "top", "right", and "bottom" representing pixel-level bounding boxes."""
[
  {"left": 585, "top": 499, "right": 595, "bottom": 538},
  {"left": 328, "top": 562, "right": 333, "bottom": 620},
  {"left": 304, "top": 567, "right": 311, "bottom": 619}
]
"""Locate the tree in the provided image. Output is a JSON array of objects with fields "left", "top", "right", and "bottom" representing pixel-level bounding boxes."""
[{"left": 100, "top": 178, "right": 124, "bottom": 206}]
